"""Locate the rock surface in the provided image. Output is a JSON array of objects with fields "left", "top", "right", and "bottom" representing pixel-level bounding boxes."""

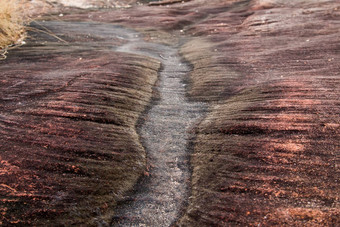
[
  {"left": 0, "top": 21, "right": 159, "bottom": 225},
  {"left": 1, "top": 0, "right": 339, "bottom": 226},
  {"left": 177, "top": 0, "right": 340, "bottom": 226}
]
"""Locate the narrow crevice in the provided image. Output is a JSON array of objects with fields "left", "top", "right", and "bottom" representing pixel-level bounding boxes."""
[{"left": 110, "top": 30, "right": 206, "bottom": 226}]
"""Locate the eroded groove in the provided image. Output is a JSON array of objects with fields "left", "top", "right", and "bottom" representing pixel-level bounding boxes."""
[{"left": 110, "top": 28, "right": 206, "bottom": 226}]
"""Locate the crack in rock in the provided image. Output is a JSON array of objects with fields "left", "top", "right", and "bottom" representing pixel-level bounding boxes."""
[
  {"left": 31, "top": 21, "right": 206, "bottom": 226},
  {"left": 111, "top": 28, "right": 206, "bottom": 226}
]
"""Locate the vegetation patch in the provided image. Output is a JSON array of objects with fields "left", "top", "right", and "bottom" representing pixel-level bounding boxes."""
[{"left": 0, "top": 0, "right": 27, "bottom": 59}]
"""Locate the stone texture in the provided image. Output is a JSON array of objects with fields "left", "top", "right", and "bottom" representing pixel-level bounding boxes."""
[{"left": 1, "top": 0, "right": 339, "bottom": 226}]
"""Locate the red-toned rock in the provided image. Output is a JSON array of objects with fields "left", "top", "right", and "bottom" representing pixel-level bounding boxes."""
[
  {"left": 0, "top": 21, "right": 159, "bottom": 225},
  {"left": 1, "top": 0, "right": 339, "bottom": 225}
]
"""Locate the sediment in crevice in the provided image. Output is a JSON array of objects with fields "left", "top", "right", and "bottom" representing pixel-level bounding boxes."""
[{"left": 111, "top": 28, "right": 206, "bottom": 227}]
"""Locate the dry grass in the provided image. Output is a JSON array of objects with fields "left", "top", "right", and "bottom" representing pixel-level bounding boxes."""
[{"left": 0, "top": 0, "right": 27, "bottom": 59}]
